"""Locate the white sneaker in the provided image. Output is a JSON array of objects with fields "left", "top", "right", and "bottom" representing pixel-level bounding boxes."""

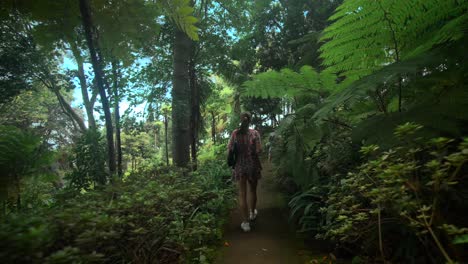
[
  {"left": 241, "top": 221, "right": 251, "bottom": 232},
  {"left": 249, "top": 209, "right": 258, "bottom": 221}
]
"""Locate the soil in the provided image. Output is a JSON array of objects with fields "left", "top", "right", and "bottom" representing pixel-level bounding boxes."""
[{"left": 214, "top": 162, "right": 327, "bottom": 264}]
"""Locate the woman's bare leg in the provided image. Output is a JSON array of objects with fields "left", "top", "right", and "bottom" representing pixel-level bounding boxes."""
[
  {"left": 238, "top": 177, "right": 249, "bottom": 222},
  {"left": 248, "top": 179, "right": 258, "bottom": 213}
]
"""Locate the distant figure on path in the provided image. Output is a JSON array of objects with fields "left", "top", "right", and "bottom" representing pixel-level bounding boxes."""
[{"left": 228, "top": 112, "right": 262, "bottom": 232}]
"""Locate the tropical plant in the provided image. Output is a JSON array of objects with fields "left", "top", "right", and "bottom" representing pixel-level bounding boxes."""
[
  {"left": 67, "top": 130, "right": 108, "bottom": 190},
  {"left": 243, "top": 65, "right": 337, "bottom": 99},
  {"left": 319, "top": 0, "right": 468, "bottom": 112},
  {"left": 0, "top": 158, "right": 234, "bottom": 263},
  {"left": 0, "top": 126, "right": 52, "bottom": 212},
  {"left": 316, "top": 123, "right": 468, "bottom": 263},
  {"left": 320, "top": 0, "right": 468, "bottom": 80}
]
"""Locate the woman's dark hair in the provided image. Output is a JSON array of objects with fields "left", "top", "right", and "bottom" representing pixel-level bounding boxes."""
[
  {"left": 238, "top": 112, "right": 251, "bottom": 134},
  {"left": 240, "top": 112, "right": 251, "bottom": 122}
]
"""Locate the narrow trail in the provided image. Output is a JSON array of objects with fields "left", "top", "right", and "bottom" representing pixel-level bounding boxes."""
[{"left": 215, "top": 162, "right": 319, "bottom": 264}]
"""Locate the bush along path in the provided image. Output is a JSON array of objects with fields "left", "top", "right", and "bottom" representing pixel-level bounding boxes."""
[
  {"left": 215, "top": 161, "right": 333, "bottom": 264},
  {"left": 0, "top": 160, "right": 236, "bottom": 264}
]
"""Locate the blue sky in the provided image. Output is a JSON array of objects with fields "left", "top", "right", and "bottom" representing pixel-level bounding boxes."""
[{"left": 62, "top": 55, "right": 147, "bottom": 124}]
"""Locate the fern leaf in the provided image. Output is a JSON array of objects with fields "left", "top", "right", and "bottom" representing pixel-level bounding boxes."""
[
  {"left": 242, "top": 66, "right": 337, "bottom": 99},
  {"left": 320, "top": 0, "right": 467, "bottom": 81},
  {"left": 160, "top": 0, "right": 199, "bottom": 41}
]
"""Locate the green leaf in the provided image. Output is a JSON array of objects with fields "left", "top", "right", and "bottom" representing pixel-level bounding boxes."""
[{"left": 452, "top": 234, "right": 468, "bottom": 245}]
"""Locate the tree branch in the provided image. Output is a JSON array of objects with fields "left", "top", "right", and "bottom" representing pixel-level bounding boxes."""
[{"left": 322, "top": 118, "right": 353, "bottom": 130}]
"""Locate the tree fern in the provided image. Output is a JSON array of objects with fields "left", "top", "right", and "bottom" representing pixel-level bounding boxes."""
[
  {"left": 315, "top": 36, "right": 467, "bottom": 119},
  {"left": 316, "top": 0, "right": 468, "bottom": 116},
  {"left": 320, "top": 0, "right": 468, "bottom": 81},
  {"left": 242, "top": 65, "right": 337, "bottom": 99},
  {"left": 161, "top": 0, "right": 199, "bottom": 41}
]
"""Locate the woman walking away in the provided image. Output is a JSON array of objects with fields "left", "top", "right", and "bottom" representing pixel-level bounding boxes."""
[{"left": 228, "top": 112, "right": 262, "bottom": 232}]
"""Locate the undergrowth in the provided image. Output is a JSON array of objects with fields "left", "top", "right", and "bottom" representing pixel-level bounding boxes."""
[
  {"left": 288, "top": 123, "right": 468, "bottom": 263},
  {"left": 0, "top": 157, "right": 235, "bottom": 263}
]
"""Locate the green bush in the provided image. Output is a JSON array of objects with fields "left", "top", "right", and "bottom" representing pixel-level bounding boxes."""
[
  {"left": 292, "top": 123, "right": 468, "bottom": 263},
  {"left": 66, "top": 130, "right": 108, "bottom": 190},
  {"left": 0, "top": 160, "right": 235, "bottom": 263},
  {"left": 0, "top": 125, "right": 53, "bottom": 212}
]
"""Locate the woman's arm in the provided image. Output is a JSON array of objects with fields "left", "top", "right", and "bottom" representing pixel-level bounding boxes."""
[
  {"left": 255, "top": 130, "right": 262, "bottom": 154},
  {"left": 227, "top": 129, "right": 237, "bottom": 151}
]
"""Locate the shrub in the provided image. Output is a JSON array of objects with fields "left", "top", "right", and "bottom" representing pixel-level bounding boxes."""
[
  {"left": 312, "top": 123, "right": 468, "bottom": 263},
  {"left": 66, "top": 130, "right": 108, "bottom": 190},
  {"left": 0, "top": 161, "right": 235, "bottom": 263}
]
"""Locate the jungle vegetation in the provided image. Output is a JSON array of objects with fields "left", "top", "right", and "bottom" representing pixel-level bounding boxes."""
[{"left": 0, "top": 0, "right": 467, "bottom": 263}]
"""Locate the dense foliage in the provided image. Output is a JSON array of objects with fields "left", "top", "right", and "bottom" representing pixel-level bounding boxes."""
[
  {"left": 239, "top": 0, "right": 468, "bottom": 263},
  {"left": 0, "top": 159, "right": 234, "bottom": 263},
  {"left": 290, "top": 124, "right": 468, "bottom": 263},
  {"left": 1, "top": 0, "right": 467, "bottom": 263}
]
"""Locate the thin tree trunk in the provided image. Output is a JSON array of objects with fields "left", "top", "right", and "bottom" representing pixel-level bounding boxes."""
[
  {"left": 164, "top": 113, "right": 169, "bottom": 166},
  {"left": 154, "top": 126, "right": 158, "bottom": 149},
  {"left": 397, "top": 76, "right": 403, "bottom": 112},
  {"left": 79, "top": 0, "right": 116, "bottom": 176},
  {"left": 172, "top": 28, "right": 191, "bottom": 167},
  {"left": 112, "top": 60, "right": 123, "bottom": 178},
  {"left": 68, "top": 39, "right": 104, "bottom": 187},
  {"left": 53, "top": 89, "right": 87, "bottom": 132},
  {"left": 189, "top": 40, "right": 199, "bottom": 170},
  {"left": 36, "top": 72, "right": 87, "bottom": 132},
  {"left": 70, "top": 40, "right": 96, "bottom": 129},
  {"left": 14, "top": 174, "right": 20, "bottom": 211},
  {"left": 211, "top": 111, "right": 216, "bottom": 144}
]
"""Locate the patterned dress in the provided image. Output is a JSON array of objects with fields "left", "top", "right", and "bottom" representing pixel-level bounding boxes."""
[{"left": 228, "top": 128, "right": 262, "bottom": 181}]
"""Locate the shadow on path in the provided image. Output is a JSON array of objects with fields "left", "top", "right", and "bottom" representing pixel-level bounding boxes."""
[{"left": 215, "top": 162, "right": 306, "bottom": 264}]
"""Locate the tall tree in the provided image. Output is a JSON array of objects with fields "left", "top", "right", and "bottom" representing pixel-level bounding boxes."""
[
  {"left": 161, "top": 104, "right": 171, "bottom": 166},
  {"left": 78, "top": 0, "right": 116, "bottom": 175},
  {"left": 172, "top": 28, "right": 192, "bottom": 167},
  {"left": 111, "top": 60, "right": 123, "bottom": 177},
  {"left": 69, "top": 39, "right": 97, "bottom": 130},
  {"left": 189, "top": 29, "right": 199, "bottom": 169}
]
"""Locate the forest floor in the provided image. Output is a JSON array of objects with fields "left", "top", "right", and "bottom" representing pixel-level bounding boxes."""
[{"left": 214, "top": 161, "right": 329, "bottom": 264}]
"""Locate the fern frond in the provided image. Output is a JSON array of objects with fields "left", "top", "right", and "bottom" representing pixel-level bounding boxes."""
[
  {"left": 314, "top": 37, "right": 467, "bottom": 119},
  {"left": 160, "top": 0, "right": 199, "bottom": 41},
  {"left": 242, "top": 66, "right": 337, "bottom": 99},
  {"left": 320, "top": 0, "right": 467, "bottom": 81}
]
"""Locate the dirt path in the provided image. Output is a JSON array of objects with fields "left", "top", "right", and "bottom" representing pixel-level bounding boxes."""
[{"left": 215, "top": 163, "right": 313, "bottom": 264}]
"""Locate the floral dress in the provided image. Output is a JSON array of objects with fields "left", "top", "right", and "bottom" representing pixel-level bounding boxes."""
[{"left": 228, "top": 128, "right": 262, "bottom": 181}]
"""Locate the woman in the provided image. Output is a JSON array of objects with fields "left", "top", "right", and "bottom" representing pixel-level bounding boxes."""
[{"left": 228, "top": 112, "right": 262, "bottom": 232}]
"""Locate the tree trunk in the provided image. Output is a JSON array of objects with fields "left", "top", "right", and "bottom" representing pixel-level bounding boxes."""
[
  {"left": 70, "top": 40, "right": 97, "bottom": 130},
  {"left": 171, "top": 28, "right": 191, "bottom": 167},
  {"left": 79, "top": 0, "right": 116, "bottom": 176},
  {"left": 211, "top": 111, "right": 216, "bottom": 144},
  {"left": 14, "top": 174, "right": 20, "bottom": 211},
  {"left": 37, "top": 72, "right": 87, "bottom": 132},
  {"left": 53, "top": 89, "right": 87, "bottom": 132},
  {"left": 164, "top": 113, "right": 169, "bottom": 166},
  {"left": 112, "top": 60, "right": 123, "bottom": 178},
  {"left": 189, "top": 40, "right": 199, "bottom": 170}
]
